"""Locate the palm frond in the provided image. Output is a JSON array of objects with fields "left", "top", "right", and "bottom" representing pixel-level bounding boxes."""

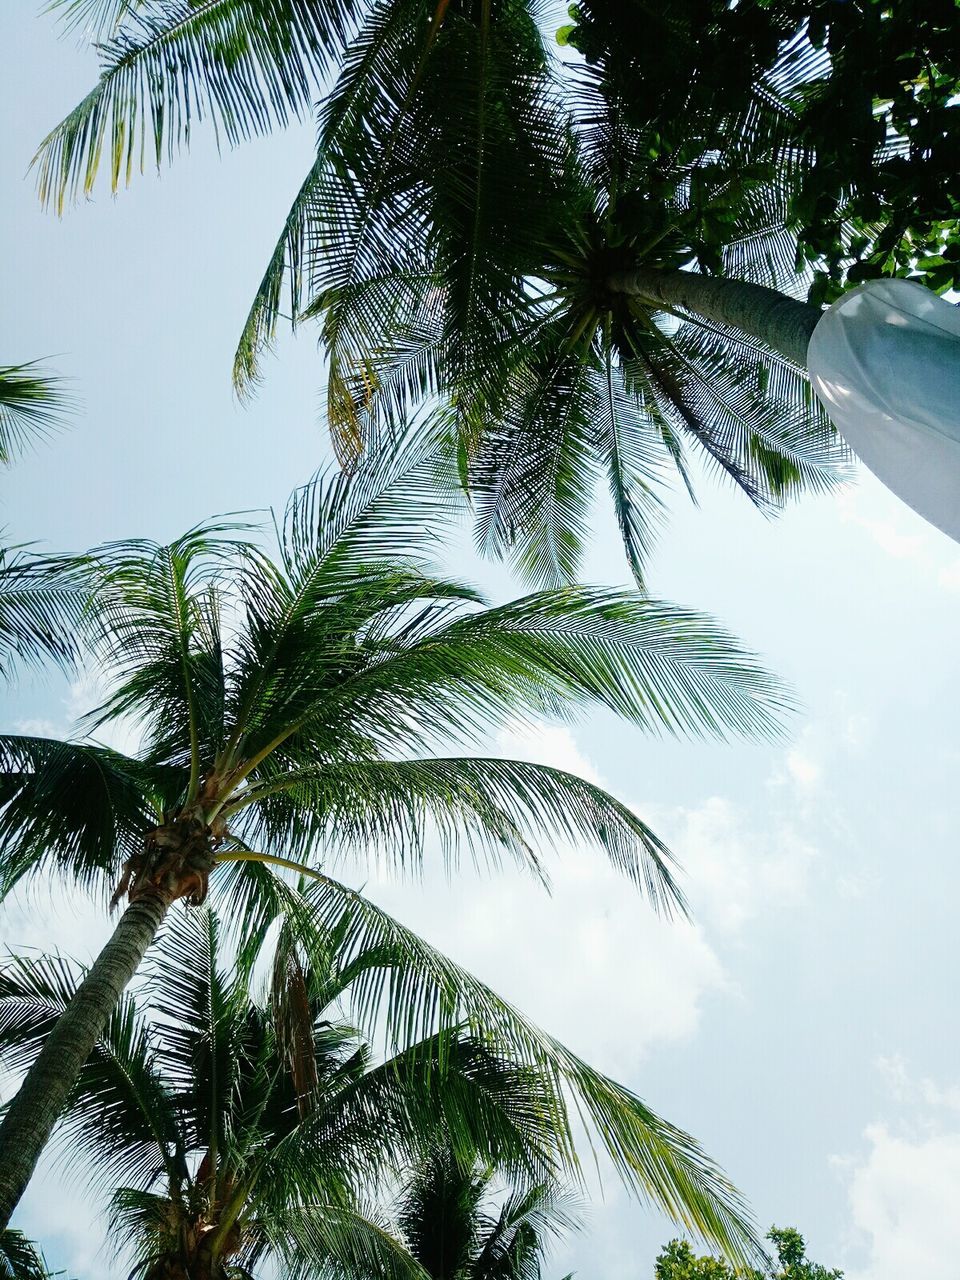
[
  {"left": 222, "top": 869, "right": 762, "bottom": 1263},
  {"left": 261, "top": 1200, "right": 430, "bottom": 1280},
  {"left": 0, "top": 736, "right": 160, "bottom": 898},
  {"left": 0, "top": 952, "right": 183, "bottom": 1196},
  {"left": 0, "top": 548, "right": 88, "bottom": 680},
  {"left": 0, "top": 363, "right": 72, "bottom": 463},
  {"left": 231, "top": 755, "right": 683, "bottom": 914},
  {"left": 233, "top": 148, "right": 327, "bottom": 395},
  {"left": 83, "top": 526, "right": 244, "bottom": 789},
  {"left": 46, "top": 0, "right": 143, "bottom": 39},
  {"left": 33, "top": 0, "right": 362, "bottom": 211},
  {"left": 398, "top": 1149, "right": 487, "bottom": 1280},
  {"left": 298, "top": 1031, "right": 565, "bottom": 1186},
  {"left": 0, "top": 1230, "right": 52, "bottom": 1280},
  {"left": 636, "top": 318, "right": 847, "bottom": 502},
  {"left": 278, "top": 426, "right": 464, "bottom": 575},
  {"left": 144, "top": 908, "right": 238, "bottom": 1157},
  {"left": 320, "top": 588, "right": 793, "bottom": 752}
]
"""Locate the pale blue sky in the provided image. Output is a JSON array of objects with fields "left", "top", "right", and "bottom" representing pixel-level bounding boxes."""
[{"left": 3, "top": 10, "right": 960, "bottom": 1279}]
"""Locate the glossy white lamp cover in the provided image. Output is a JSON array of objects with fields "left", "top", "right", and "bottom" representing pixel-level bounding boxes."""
[{"left": 807, "top": 278, "right": 960, "bottom": 543}]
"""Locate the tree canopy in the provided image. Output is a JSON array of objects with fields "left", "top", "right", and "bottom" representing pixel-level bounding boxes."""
[
  {"left": 562, "top": 0, "right": 960, "bottom": 305},
  {"left": 1, "top": 907, "right": 570, "bottom": 1280},
  {"left": 655, "top": 1226, "right": 842, "bottom": 1280},
  {"left": 33, "top": 0, "right": 862, "bottom": 584},
  {"left": 0, "top": 439, "right": 791, "bottom": 1248}
]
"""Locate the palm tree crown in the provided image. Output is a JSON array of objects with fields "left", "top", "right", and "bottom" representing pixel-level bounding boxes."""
[
  {"left": 0, "top": 909, "right": 563, "bottom": 1280},
  {"left": 0, "top": 440, "right": 787, "bottom": 1244},
  {"left": 33, "top": 1, "right": 850, "bottom": 583},
  {"left": 1, "top": 437, "right": 790, "bottom": 913},
  {"left": 1, "top": 905, "right": 757, "bottom": 1270},
  {"left": 398, "top": 1145, "right": 578, "bottom": 1280}
]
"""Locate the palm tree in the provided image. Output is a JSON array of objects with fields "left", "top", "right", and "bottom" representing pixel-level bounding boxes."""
[
  {"left": 32, "top": 1, "right": 851, "bottom": 582},
  {"left": 0, "top": 439, "right": 789, "bottom": 1233},
  {"left": 0, "top": 905, "right": 754, "bottom": 1272},
  {"left": 0, "top": 908, "right": 562, "bottom": 1280},
  {"left": 397, "top": 1145, "right": 577, "bottom": 1280}
]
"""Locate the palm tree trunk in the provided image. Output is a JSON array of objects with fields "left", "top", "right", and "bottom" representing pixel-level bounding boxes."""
[
  {"left": 0, "top": 891, "right": 169, "bottom": 1228},
  {"left": 607, "top": 267, "right": 823, "bottom": 366}
]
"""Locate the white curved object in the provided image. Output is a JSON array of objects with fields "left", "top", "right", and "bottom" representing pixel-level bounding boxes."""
[{"left": 807, "top": 278, "right": 960, "bottom": 543}]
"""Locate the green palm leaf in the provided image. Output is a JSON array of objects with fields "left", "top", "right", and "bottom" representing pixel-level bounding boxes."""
[
  {"left": 260, "top": 1201, "right": 430, "bottom": 1280},
  {"left": 0, "top": 1231, "right": 52, "bottom": 1280},
  {"left": 0, "top": 736, "right": 163, "bottom": 897},
  {"left": 34, "top": 0, "right": 362, "bottom": 212},
  {"left": 217, "top": 868, "right": 761, "bottom": 1263},
  {"left": 0, "top": 363, "right": 71, "bottom": 464},
  {"left": 0, "top": 953, "right": 184, "bottom": 1195},
  {"left": 0, "top": 548, "right": 87, "bottom": 680},
  {"left": 228, "top": 755, "right": 683, "bottom": 912}
]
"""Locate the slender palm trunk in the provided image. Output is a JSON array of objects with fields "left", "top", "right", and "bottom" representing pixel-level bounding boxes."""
[
  {"left": 607, "top": 267, "right": 823, "bottom": 367},
  {"left": 0, "top": 891, "right": 169, "bottom": 1228}
]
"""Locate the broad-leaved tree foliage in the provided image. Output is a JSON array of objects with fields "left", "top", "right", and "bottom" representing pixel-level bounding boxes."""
[
  {"left": 0, "top": 438, "right": 789, "bottom": 1241},
  {"left": 655, "top": 1226, "right": 842, "bottom": 1279}
]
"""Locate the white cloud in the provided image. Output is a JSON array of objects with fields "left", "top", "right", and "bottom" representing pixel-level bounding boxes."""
[
  {"left": 874, "top": 1053, "right": 960, "bottom": 1114},
  {"left": 365, "top": 721, "right": 822, "bottom": 1076},
  {"left": 14, "top": 671, "right": 143, "bottom": 757},
  {"left": 837, "top": 1061, "right": 960, "bottom": 1280},
  {"left": 366, "top": 723, "right": 728, "bottom": 1077},
  {"left": 1, "top": 888, "right": 111, "bottom": 968},
  {"left": 785, "top": 749, "right": 821, "bottom": 789},
  {"left": 834, "top": 484, "right": 960, "bottom": 586},
  {"left": 841, "top": 1125, "right": 960, "bottom": 1280},
  {"left": 650, "top": 795, "right": 818, "bottom": 937}
]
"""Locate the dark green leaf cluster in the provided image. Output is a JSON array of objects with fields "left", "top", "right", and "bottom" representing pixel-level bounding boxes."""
[
  {"left": 0, "top": 550, "right": 87, "bottom": 682},
  {"left": 0, "top": 365, "right": 84, "bottom": 680},
  {"left": 0, "top": 1231, "right": 56, "bottom": 1280},
  {"left": 564, "top": 0, "right": 960, "bottom": 304},
  {"left": 0, "top": 363, "right": 71, "bottom": 465},
  {"left": 398, "top": 1146, "right": 578, "bottom": 1280},
  {"left": 654, "top": 1226, "right": 842, "bottom": 1280}
]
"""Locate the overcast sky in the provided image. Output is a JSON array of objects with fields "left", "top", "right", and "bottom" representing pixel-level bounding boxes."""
[{"left": 3, "top": 10, "right": 960, "bottom": 1280}]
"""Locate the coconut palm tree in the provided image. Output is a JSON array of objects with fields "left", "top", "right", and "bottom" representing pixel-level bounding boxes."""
[
  {"left": 397, "top": 1144, "right": 577, "bottom": 1280},
  {"left": 0, "top": 438, "right": 789, "bottom": 1233},
  {"left": 0, "top": 905, "right": 753, "bottom": 1273},
  {"left": 0, "top": 907, "right": 563, "bottom": 1280},
  {"left": 32, "top": 1, "right": 850, "bottom": 584}
]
